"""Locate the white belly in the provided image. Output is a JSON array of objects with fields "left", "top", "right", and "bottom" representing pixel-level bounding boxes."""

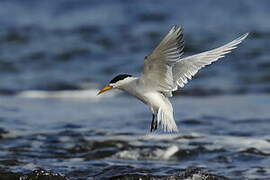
[
  {"left": 119, "top": 78, "right": 170, "bottom": 114},
  {"left": 134, "top": 90, "right": 170, "bottom": 114}
]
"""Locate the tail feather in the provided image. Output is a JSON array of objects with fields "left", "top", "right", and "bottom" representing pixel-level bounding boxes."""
[{"left": 157, "top": 107, "right": 178, "bottom": 132}]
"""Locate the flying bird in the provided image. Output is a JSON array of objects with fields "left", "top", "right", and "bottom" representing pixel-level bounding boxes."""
[{"left": 98, "top": 25, "right": 248, "bottom": 132}]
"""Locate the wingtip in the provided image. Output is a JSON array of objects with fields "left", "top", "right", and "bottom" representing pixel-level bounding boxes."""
[
  {"left": 231, "top": 32, "right": 249, "bottom": 46},
  {"left": 239, "top": 32, "right": 249, "bottom": 41},
  {"left": 171, "top": 25, "right": 184, "bottom": 32}
]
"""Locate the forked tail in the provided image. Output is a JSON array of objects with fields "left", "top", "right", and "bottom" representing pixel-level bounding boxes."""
[
  {"left": 156, "top": 107, "right": 178, "bottom": 132},
  {"left": 149, "top": 95, "right": 178, "bottom": 132}
]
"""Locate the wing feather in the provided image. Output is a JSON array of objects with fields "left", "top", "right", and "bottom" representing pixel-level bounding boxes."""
[
  {"left": 173, "top": 33, "right": 248, "bottom": 89},
  {"left": 140, "top": 25, "right": 185, "bottom": 92},
  {"left": 157, "top": 97, "right": 178, "bottom": 132}
]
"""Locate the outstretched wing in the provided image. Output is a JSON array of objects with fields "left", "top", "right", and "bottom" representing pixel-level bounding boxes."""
[
  {"left": 140, "top": 25, "right": 184, "bottom": 92},
  {"left": 173, "top": 33, "right": 248, "bottom": 89}
]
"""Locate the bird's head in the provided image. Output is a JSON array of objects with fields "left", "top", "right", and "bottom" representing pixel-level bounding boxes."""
[{"left": 98, "top": 74, "right": 132, "bottom": 95}]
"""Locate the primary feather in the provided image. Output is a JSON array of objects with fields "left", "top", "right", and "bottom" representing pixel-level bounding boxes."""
[{"left": 173, "top": 33, "right": 248, "bottom": 89}]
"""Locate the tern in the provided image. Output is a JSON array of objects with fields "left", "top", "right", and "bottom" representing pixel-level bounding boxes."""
[{"left": 98, "top": 25, "right": 248, "bottom": 132}]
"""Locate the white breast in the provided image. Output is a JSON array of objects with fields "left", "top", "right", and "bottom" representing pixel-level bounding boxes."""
[{"left": 119, "top": 78, "right": 163, "bottom": 110}]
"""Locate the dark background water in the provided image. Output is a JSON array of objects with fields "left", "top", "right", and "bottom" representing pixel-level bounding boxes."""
[{"left": 0, "top": 0, "right": 270, "bottom": 179}]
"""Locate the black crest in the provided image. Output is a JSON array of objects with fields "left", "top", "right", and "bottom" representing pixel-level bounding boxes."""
[{"left": 109, "top": 74, "right": 132, "bottom": 84}]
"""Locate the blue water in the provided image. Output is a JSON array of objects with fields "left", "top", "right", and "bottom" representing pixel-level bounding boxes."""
[{"left": 0, "top": 0, "right": 270, "bottom": 179}]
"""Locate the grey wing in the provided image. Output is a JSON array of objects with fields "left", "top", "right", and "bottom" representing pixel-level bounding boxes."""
[
  {"left": 173, "top": 33, "right": 248, "bottom": 89},
  {"left": 140, "top": 25, "right": 184, "bottom": 93}
]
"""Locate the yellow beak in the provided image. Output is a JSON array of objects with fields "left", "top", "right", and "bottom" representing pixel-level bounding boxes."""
[{"left": 97, "top": 85, "right": 113, "bottom": 95}]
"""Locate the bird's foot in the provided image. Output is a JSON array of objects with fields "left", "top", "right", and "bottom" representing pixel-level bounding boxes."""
[{"left": 150, "top": 114, "right": 157, "bottom": 132}]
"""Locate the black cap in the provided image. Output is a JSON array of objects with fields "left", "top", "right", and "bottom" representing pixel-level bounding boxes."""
[{"left": 109, "top": 74, "right": 132, "bottom": 84}]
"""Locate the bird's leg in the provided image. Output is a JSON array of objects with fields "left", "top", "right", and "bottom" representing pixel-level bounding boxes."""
[{"left": 150, "top": 114, "right": 157, "bottom": 132}]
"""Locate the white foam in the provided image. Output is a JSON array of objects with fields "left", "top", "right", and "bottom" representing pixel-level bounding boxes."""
[
  {"left": 16, "top": 89, "right": 118, "bottom": 99},
  {"left": 22, "top": 163, "right": 38, "bottom": 170},
  {"left": 115, "top": 150, "right": 140, "bottom": 160},
  {"left": 143, "top": 133, "right": 181, "bottom": 140},
  {"left": 114, "top": 144, "right": 179, "bottom": 161},
  {"left": 68, "top": 158, "right": 84, "bottom": 162},
  {"left": 184, "top": 174, "right": 205, "bottom": 180},
  {"left": 142, "top": 133, "right": 202, "bottom": 140},
  {"left": 215, "top": 136, "right": 270, "bottom": 152},
  {"left": 162, "top": 145, "right": 179, "bottom": 159}
]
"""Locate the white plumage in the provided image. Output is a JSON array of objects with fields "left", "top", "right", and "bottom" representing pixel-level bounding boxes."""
[{"left": 98, "top": 25, "right": 248, "bottom": 132}]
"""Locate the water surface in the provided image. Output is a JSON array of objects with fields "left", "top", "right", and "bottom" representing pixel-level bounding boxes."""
[{"left": 0, "top": 0, "right": 270, "bottom": 179}]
